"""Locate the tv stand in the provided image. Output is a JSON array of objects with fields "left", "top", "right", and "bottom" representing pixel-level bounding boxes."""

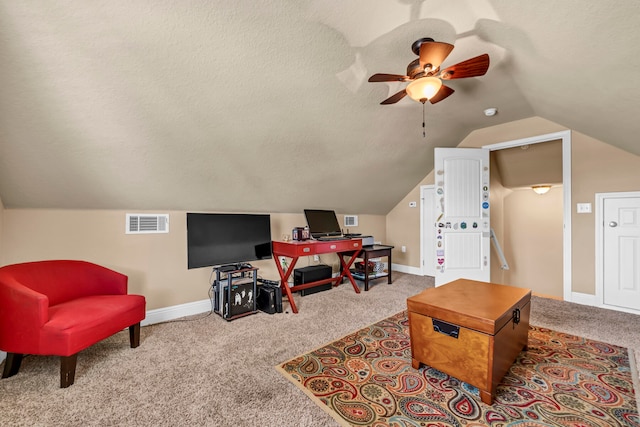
[{"left": 213, "top": 266, "right": 258, "bottom": 320}]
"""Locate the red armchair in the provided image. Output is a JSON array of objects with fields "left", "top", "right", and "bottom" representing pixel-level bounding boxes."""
[{"left": 0, "top": 260, "right": 146, "bottom": 387}]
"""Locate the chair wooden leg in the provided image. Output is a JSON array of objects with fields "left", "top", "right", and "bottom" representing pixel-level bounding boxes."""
[
  {"left": 60, "top": 354, "right": 78, "bottom": 388},
  {"left": 2, "top": 353, "right": 24, "bottom": 379},
  {"left": 129, "top": 322, "right": 140, "bottom": 348}
]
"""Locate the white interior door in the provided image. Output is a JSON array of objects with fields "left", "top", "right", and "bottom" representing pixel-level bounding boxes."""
[
  {"left": 434, "top": 148, "right": 491, "bottom": 286},
  {"left": 602, "top": 194, "right": 640, "bottom": 311}
]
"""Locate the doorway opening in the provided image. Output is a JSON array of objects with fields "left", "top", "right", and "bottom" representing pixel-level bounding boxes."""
[{"left": 488, "top": 141, "right": 563, "bottom": 297}]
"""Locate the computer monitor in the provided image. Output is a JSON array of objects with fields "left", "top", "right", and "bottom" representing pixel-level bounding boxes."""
[{"left": 304, "top": 209, "right": 342, "bottom": 238}]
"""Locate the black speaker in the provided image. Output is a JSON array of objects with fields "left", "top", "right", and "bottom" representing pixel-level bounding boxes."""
[
  {"left": 257, "top": 284, "right": 282, "bottom": 314},
  {"left": 294, "top": 264, "right": 332, "bottom": 296}
]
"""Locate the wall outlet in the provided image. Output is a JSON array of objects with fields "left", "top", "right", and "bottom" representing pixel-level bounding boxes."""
[
  {"left": 313, "top": 255, "right": 319, "bottom": 262},
  {"left": 401, "top": 246, "right": 406, "bottom": 253}
]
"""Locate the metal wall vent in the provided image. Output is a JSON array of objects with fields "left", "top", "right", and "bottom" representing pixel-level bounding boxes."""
[
  {"left": 344, "top": 215, "right": 358, "bottom": 227},
  {"left": 126, "top": 214, "right": 169, "bottom": 234}
]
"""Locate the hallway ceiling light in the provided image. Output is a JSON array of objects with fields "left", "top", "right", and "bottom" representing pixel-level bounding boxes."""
[{"left": 532, "top": 185, "right": 551, "bottom": 195}]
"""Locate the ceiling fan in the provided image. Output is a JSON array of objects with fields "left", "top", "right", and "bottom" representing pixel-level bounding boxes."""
[{"left": 368, "top": 37, "right": 490, "bottom": 105}]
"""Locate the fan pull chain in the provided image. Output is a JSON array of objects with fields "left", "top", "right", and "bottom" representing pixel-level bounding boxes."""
[{"left": 422, "top": 101, "right": 426, "bottom": 138}]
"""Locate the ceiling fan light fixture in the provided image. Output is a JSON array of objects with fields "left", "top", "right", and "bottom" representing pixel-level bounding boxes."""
[
  {"left": 368, "top": 39, "right": 489, "bottom": 105},
  {"left": 406, "top": 77, "right": 442, "bottom": 103}
]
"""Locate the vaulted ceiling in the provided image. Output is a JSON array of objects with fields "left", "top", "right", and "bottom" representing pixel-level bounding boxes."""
[{"left": 1, "top": 1, "right": 639, "bottom": 215}]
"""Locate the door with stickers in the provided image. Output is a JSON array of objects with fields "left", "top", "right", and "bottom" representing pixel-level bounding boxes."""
[{"left": 434, "top": 148, "right": 491, "bottom": 287}]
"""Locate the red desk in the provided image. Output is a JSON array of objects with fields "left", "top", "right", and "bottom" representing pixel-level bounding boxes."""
[{"left": 272, "top": 239, "right": 362, "bottom": 313}]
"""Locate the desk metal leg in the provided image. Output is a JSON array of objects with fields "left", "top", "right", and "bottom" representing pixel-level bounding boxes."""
[{"left": 337, "top": 250, "right": 362, "bottom": 294}]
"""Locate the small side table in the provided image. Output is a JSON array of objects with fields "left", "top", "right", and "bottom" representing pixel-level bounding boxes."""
[{"left": 342, "top": 245, "right": 394, "bottom": 291}]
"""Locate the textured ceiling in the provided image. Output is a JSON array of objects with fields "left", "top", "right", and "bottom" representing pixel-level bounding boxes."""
[{"left": 1, "top": 1, "right": 639, "bottom": 214}]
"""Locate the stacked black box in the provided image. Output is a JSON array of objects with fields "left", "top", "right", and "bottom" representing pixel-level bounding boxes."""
[
  {"left": 257, "top": 284, "right": 283, "bottom": 314},
  {"left": 294, "top": 264, "right": 332, "bottom": 296}
]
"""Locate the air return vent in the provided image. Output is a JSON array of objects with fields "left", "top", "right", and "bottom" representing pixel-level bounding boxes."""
[
  {"left": 344, "top": 215, "right": 358, "bottom": 227},
  {"left": 126, "top": 214, "right": 169, "bottom": 234}
]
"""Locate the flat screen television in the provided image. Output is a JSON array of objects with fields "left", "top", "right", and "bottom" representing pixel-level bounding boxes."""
[
  {"left": 186, "top": 213, "right": 272, "bottom": 269},
  {"left": 304, "top": 209, "right": 342, "bottom": 238}
]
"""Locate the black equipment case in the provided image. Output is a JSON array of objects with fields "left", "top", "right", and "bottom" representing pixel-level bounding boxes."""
[{"left": 257, "top": 283, "right": 283, "bottom": 314}]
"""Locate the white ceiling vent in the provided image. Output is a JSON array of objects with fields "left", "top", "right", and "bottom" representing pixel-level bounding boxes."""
[
  {"left": 126, "top": 214, "right": 169, "bottom": 234},
  {"left": 344, "top": 215, "right": 358, "bottom": 227}
]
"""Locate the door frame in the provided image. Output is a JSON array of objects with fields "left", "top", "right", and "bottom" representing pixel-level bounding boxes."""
[
  {"left": 420, "top": 185, "right": 435, "bottom": 276},
  {"left": 482, "top": 130, "right": 572, "bottom": 300},
  {"left": 420, "top": 130, "right": 571, "bottom": 296},
  {"left": 595, "top": 191, "right": 640, "bottom": 315}
]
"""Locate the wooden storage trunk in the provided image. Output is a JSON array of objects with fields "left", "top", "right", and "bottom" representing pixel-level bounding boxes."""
[{"left": 407, "top": 279, "right": 531, "bottom": 405}]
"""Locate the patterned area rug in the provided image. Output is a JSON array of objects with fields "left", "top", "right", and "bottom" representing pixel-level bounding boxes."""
[{"left": 277, "top": 311, "right": 640, "bottom": 426}]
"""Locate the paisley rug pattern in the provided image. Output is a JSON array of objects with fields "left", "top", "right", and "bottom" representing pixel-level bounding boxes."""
[{"left": 277, "top": 311, "right": 640, "bottom": 426}]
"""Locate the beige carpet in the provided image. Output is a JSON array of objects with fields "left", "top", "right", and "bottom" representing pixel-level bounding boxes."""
[{"left": 1, "top": 273, "right": 639, "bottom": 426}]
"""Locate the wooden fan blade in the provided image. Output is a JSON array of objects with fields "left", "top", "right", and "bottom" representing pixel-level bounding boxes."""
[
  {"left": 368, "top": 73, "right": 409, "bottom": 82},
  {"left": 381, "top": 89, "right": 407, "bottom": 105},
  {"left": 429, "top": 85, "right": 454, "bottom": 104},
  {"left": 419, "top": 41, "right": 454, "bottom": 72},
  {"left": 439, "top": 54, "right": 490, "bottom": 80}
]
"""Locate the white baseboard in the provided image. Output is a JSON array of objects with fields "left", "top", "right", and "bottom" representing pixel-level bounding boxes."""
[
  {"left": 142, "top": 298, "right": 212, "bottom": 326},
  {"left": 570, "top": 291, "right": 640, "bottom": 316},
  {"left": 569, "top": 292, "right": 597, "bottom": 307},
  {"left": 391, "top": 263, "right": 423, "bottom": 276},
  {"left": 0, "top": 299, "right": 213, "bottom": 365}
]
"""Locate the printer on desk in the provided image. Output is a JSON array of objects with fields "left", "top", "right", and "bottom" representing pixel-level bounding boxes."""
[
  {"left": 343, "top": 233, "right": 374, "bottom": 246},
  {"left": 360, "top": 236, "right": 375, "bottom": 246}
]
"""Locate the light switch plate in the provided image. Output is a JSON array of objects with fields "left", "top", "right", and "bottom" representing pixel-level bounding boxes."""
[{"left": 577, "top": 203, "right": 592, "bottom": 213}]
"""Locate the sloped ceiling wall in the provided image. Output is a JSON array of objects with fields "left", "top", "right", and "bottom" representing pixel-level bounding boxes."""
[{"left": 0, "top": 1, "right": 638, "bottom": 214}]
